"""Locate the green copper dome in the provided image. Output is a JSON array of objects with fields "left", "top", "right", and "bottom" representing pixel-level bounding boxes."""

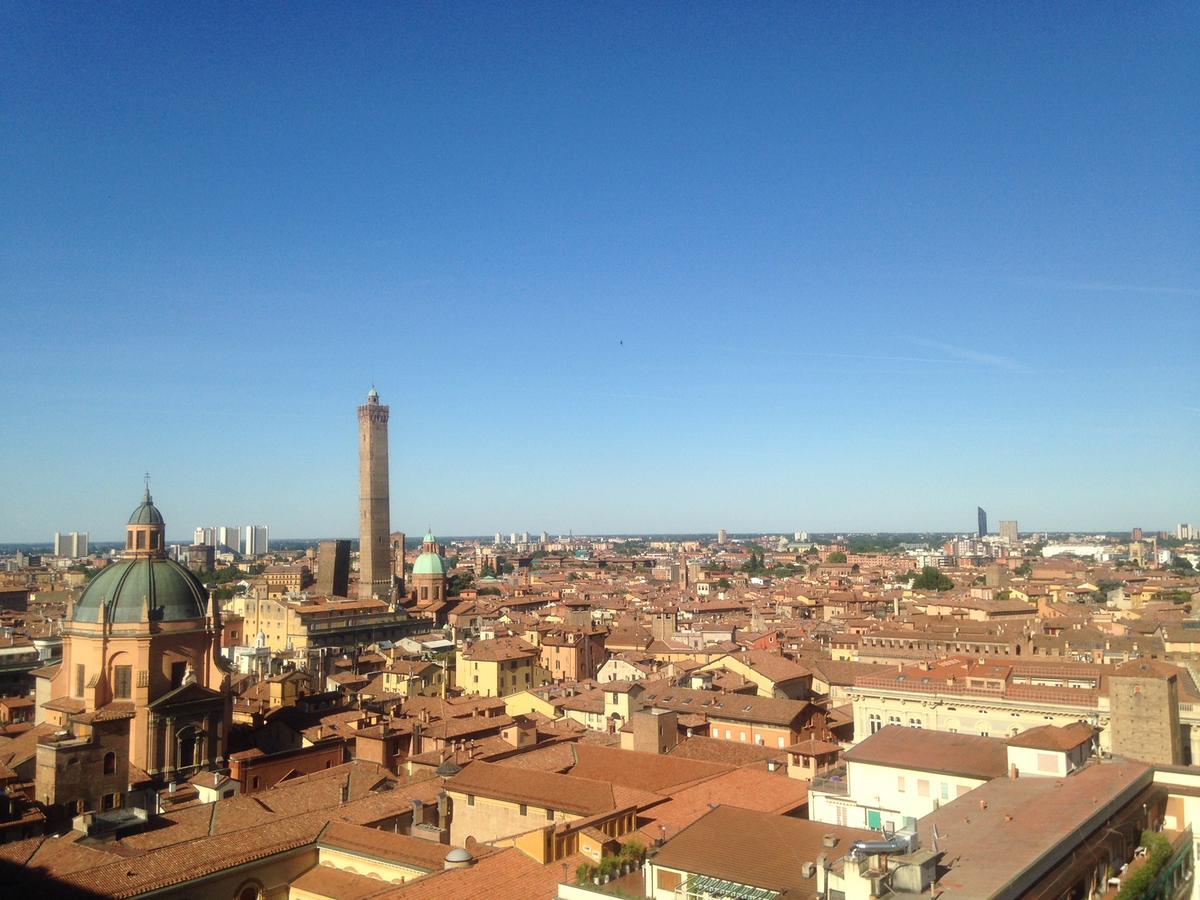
[
  {"left": 413, "top": 551, "right": 446, "bottom": 576},
  {"left": 74, "top": 557, "right": 209, "bottom": 624},
  {"left": 128, "top": 488, "right": 165, "bottom": 525},
  {"left": 413, "top": 533, "right": 445, "bottom": 576}
]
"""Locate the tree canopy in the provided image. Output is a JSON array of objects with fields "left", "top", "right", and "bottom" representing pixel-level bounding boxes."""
[{"left": 912, "top": 566, "right": 954, "bottom": 591}]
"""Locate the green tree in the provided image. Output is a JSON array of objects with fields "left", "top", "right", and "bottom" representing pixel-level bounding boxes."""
[
  {"left": 912, "top": 566, "right": 954, "bottom": 591},
  {"left": 717, "top": 577, "right": 731, "bottom": 590},
  {"left": 1116, "top": 831, "right": 1173, "bottom": 900},
  {"left": 827, "top": 551, "right": 847, "bottom": 564},
  {"left": 447, "top": 572, "right": 474, "bottom": 596}
]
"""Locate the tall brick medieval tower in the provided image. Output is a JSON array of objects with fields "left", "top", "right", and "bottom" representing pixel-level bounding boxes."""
[{"left": 358, "top": 388, "right": 393, "bottom": 600}]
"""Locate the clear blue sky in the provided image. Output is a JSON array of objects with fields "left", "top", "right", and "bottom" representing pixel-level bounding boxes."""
[{"left": 2, "top": 3, "right": 1197, "bottom": 541}]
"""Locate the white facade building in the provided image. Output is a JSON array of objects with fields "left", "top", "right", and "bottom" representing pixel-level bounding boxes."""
[
  {"left": 217, "top": 525, "right": 240, "bottom": 553},
  {"left": 52, "top": 531, "right": 89, "bottom": 558},
  {"left": 243, "top": 525, "right": 269, "bottom": 556}
]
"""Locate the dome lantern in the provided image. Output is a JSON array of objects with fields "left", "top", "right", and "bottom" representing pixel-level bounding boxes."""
[{"left": 126, "top": 480, "right": 166, "bottom": 558}]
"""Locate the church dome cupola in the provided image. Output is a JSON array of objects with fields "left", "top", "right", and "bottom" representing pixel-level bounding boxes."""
[
  {"left": 73, "top": 484, "right": 209, "bottom": 625},
  {"left": 126, "top": 482, "right": 166, "bottom": 558},
  {"left": 413, "top": 532, "right": 445, "bottom": 575}
]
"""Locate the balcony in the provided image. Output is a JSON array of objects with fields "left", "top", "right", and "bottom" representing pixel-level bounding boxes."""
[{"left": 809, "top": 765, "right": 849, "bottom": 796}]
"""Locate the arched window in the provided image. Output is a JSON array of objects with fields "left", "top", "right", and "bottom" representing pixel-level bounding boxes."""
[{"left": 103, "top": 752, "right": 116, "bottom": 775}]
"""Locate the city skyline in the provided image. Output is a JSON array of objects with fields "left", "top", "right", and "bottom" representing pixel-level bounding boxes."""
[{"left": 2, "top": 4, "right": 1197, "bottom": 539}]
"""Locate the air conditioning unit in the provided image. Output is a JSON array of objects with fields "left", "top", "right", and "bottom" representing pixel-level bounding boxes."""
[{"left": 801, "top": 862, "right": 817, "bottom": 879}]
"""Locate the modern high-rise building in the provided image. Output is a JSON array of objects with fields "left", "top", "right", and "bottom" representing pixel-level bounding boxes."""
[
  {"left": 1131, "top": 527, "right": 1144, "bottom": 541},
  {"left": 977, "top": 507, "right": 988, "bottom": 538},
  {"left": 999, "top": 520, "right": 1019, "bottom": 544},
  {"left": 316, "top": 539, "right": 351, "bottom": 597},
  {"left": 358, "top": 388, "right": 393, "bottom": 600},
  {"left": 194, "top": 526, "right": 216, "bottom": 547},
  {"left": 243, "top": 525, "right": 269, "bottom": 556},
  {"left": 494, "top": 532, "right": 502, "bottom": 546},
  {"left": 217, "top": 525, "right": 240, "bottom": 553},
  {"left": 539, "top": 531, "right": 549, "bottom": 545},
  {"left": 53, "top": 532, "right": 89, "bottom": 558},
  {"left": 717, "top": 529, "right": 728, "bottom": 545},
  {"left": 1177, "top": 524, "right": 1195, "bottom": 541},
  {"left": 509, "top": 532, "right": 517, "bottom": 545}
]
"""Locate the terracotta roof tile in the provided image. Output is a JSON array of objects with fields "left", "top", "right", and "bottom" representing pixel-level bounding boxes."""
[
  {"left": 842, "top": 724, "right": 1008, "bottom": 780},
  {"left": 445, "top": 761, "right": 618, "bottom": 816}
]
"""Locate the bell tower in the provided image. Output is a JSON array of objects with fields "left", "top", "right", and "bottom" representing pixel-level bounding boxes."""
[{"left": 358, "top": 388, "right": 393, "bottom": 600}]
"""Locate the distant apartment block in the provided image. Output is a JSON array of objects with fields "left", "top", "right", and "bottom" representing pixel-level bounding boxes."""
[
  {"left": 52, "top": 531, "right": 88, "bottom": 558},
  {"left": 244, "top": 524, "right": 269, "bottom": 556},
  {"left": 217, "top": 525, "right": 241, "bottom": 552}
]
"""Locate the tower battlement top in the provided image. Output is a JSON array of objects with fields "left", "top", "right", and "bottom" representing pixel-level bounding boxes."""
[{"left": 358, "top": 404, "right": 390, "bottom": 422}]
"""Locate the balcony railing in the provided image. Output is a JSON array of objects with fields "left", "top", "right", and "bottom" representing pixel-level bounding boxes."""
[{"left": 809, "top": 765, "right": 849, "bottom": 795}]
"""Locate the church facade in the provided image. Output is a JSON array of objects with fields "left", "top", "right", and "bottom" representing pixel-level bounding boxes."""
[{"left": 34, "top": 489, "right": 233, "bottom": 815}]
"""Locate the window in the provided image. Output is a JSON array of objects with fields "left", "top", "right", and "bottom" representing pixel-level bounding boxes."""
[
  {"left": 917, "top": 779, "right": 930, "bottom": 797},
  {"left": 777, "top": 737, "right": 786, "bottom": 748},
  {"left": 251, "top": 776, "right": 261, "bottom": 790},
  {"left": 103, "top": 752, "right": 116, "bottom": 775},
  {"left": 75, "top": 663, "right": 85, "bottom": 698},
  {"left": 170, "top": 661, "right": 187, "bottom": 688},
  {"left": 888, "top": 715, "right": 901, "bottom": 726},
  {"left": 869, "top": 713, "right": 882, "bottom": 734},
  {"left": 468, "top": 794, "right": 475, "bottom": 806},
  {"left": 908, "top": 718, "right": 922, "bottom": 729},
  {"left": 897, "top": 776, "right": 906, "bottom": 793},
  {"left": 940, "top": 782, "right": 950, "bottom": 801},
  {"left": 519, "top": 804, "right": 527, "bottom": 816},
  {"left": 102, "top": 793, "right": 115, "bottom": 811},
  {"left": 546, "top": 808, "right": 554, "bottom": 821},
  {"left": 739, "top": 731, "right": 747, "bottom": 742},
  {"left": 657, "top": 871, "right": 683, "bottom": 892},
  {"left": 114, "top": 665, "right": 132, "bottom": 699}
]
